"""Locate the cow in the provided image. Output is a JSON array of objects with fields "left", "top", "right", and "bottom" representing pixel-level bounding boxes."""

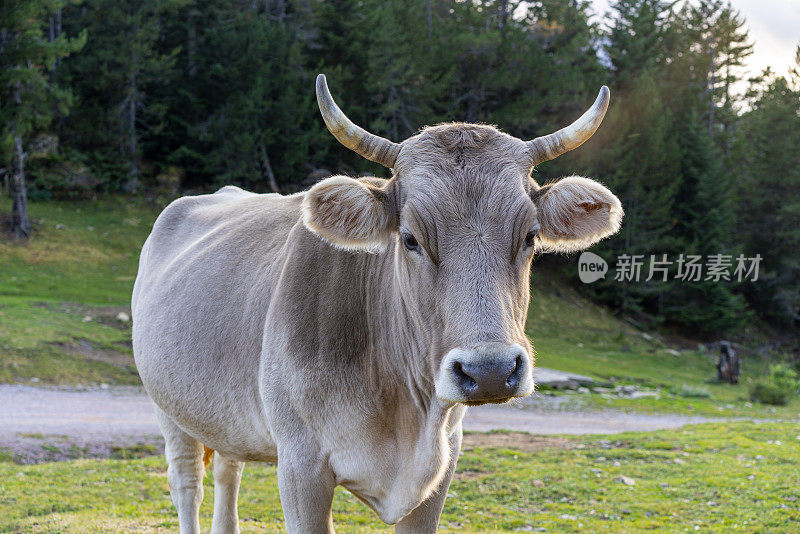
[{"left": 132, "top": 74, "right": 623, "bottom": 533}]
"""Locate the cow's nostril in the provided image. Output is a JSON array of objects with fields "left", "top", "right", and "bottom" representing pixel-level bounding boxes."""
[
  {"left": 453, "top": 361, "right": 477, "bottom": 391},
  {"left": 506, "top": 354, "right": 523, "bottom": 388}
]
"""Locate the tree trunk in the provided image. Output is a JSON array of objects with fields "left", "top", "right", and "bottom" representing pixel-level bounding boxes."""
[
  {"left": 426, "top": 0, "right": 432, "bottom": 39},
  {"left": 122, "top": 50, "right": 140, "bottom": 193},
  {"left": 10, "top": 136, "right": 32, "bottom": 239},
  {"left": 187, "top": 9, "right": 197, "bottom": 77},
  {"left": 260, "top": 144, "right": 280, "bottom": 193},
  {"left": 48, "top": 9, "right": 63, "bottom": 78},
  {"left": 707, "top": 44, "right": 716, "bottom": 138}
]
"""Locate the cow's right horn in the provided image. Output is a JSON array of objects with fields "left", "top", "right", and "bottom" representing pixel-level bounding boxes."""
[
  {"left": 527, "top": 86, "right": 610, "bottom": 166},
  {"left": 316, "top": 74, "right": 402, "bottom": 168}
]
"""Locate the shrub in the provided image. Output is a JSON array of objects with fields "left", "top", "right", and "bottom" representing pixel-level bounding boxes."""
[
  {"left": 673, "top": 384, "right": 711, "bottom": 398},
  {"left": 749, "top": 364, "right": 800, "bottom": 406}
]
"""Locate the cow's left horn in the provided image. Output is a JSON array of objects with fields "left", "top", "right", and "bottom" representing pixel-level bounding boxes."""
[
  {"left": 527, "top": 86, "right": 610, "bottom": 165},
  {"left": 316, "top": 74, "right": 402, "bottom": 168}
]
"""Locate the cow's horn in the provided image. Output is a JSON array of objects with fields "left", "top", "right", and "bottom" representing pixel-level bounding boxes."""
[
  {"left": 316, "top": 74, "right": 402, "bottom": 168},
  {"left": 527, "top": 86, "right": 610, "bottom": 165}
]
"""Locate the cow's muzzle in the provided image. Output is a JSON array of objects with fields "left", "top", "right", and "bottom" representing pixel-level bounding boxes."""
[{"left": 435, "top": 343, "right": 534, "bottom": 405}]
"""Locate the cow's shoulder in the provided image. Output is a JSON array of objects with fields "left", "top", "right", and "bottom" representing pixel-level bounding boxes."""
[{"left": 141, "top": 187, "right": 304, "bottom": 278}]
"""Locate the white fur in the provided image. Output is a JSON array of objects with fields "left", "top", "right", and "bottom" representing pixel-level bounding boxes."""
[
  {"left": 534, "top": 175, "right": 623, "bottom": 252},
  {"left": 302, "top": 176, "right": 392, "bottom": 253}
]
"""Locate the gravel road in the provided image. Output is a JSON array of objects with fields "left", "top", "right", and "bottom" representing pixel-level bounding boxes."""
[{"left": 1, "top": 384, "right": 722, "bottom": 463}]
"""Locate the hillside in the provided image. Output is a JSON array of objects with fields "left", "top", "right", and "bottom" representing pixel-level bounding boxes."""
[{"left": 1, "top": 196, "right": 796, "bottom": 418}]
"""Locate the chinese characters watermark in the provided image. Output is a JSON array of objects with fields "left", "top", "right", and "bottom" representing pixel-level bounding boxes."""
[{"left": 578, "top": 252, "right": 762, "bottom": 284}]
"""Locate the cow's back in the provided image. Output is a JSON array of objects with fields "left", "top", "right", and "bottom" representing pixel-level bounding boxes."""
[{"left": 132, "top": 186, "right": 303, "bottom": 458}]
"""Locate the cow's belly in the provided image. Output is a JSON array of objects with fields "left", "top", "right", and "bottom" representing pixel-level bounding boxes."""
[
  {"left": 137, "top": 345, "right": 276, "bottom": 460},
  {"left": 133, "top": 290, "right": 276, "bottom": 460}
]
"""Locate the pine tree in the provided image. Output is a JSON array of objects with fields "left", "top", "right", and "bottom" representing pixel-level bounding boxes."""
[
  {"left": 734, "top": 65, "right": 800, "bottom": 327},
  {"left": 584, "top": 0, "right": 680, "bottom": 316},
  {"left": 665, "top": 115, "right": 747, "bottom": 331},
  {"left": 681, "top": 1, "right": 752, "bottom": 159},
  {"left": 0, "top": 0, "right": 85, "bottom": 238},
  {"left": 150, "top": 0, "right": 322, "bottom": 191},
  {"left": 60, "top": 0, "right": 186, "bottom": 191}
]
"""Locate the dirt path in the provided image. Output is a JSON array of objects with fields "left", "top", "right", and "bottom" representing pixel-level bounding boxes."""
[{"left": 2, "top": 384, "right": 722, "bottom": 463}]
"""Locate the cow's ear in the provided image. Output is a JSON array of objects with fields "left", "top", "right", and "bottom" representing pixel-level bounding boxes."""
[
  {"left": 532, "top": 176, "right": 623, "bottom": 252},
  {"left": 302, "top": 175, "right": 395, "bottom": 252}
]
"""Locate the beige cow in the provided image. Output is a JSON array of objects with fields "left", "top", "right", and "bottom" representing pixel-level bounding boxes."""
[{"left": 132, "top": 74, "right": 622, "bottom": 533}]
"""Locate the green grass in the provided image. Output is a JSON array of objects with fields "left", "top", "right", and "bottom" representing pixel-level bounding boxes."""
[
  {"left": 2, "top": 422, "right": 799, "bottom": 532},
  {"left": 0, "top": 196, "right": 155, "bottom": 304},
  {"left": 526, "top": 276, "right": 800, "bottom": 418},
  {"left": 0, "top": 196, "right": 155, "bottom": 384}
]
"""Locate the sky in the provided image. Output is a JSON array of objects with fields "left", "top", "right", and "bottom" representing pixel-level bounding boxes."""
[{"left": 589, "top": 0, "right": 799, "bottom": 81}]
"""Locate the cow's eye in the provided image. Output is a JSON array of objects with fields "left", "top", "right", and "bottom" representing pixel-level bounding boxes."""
[
  {"left": 524, "top": 230, "right": 538, "bottom": 248},
  {"left": 401, "top": 232, "right": 420, "bottom": 252}
]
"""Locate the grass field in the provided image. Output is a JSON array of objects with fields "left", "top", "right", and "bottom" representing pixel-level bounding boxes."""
[
  {"left": 2, "top": 422, "right": 799, "bottom": 533},
  {"left": 0, "top": 197, "right": 154, "bottom": 385},
  {"left": 1, "top": 196, "right": 798, "bottom": 416}
]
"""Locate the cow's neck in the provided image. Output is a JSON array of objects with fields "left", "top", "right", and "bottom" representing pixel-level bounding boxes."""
[{"left": 362, "top": 241, "right": 441, "bottom": 414}]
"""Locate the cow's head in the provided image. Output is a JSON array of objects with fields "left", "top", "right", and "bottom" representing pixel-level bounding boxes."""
[{"left": 303, "top": 75, "right": 622, "bottom": 405}]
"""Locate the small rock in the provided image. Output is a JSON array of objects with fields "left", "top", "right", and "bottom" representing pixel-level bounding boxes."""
[
  {"left": 613, "top": 461, "right": 621, "bottom": 467},
  {"left": 707, "top": 501, "right": 718, "bottom": 506},
  {"left": 660, "top": 483, "right": 670, "bottom": 488},
  {"left": 615, "top": 475, "right": 635, "bottom": 486},
  {"left": 55, "top": 223, "right": 66, "bottom": 230},
  {"left": 747, "top": 475, "right": 755, "bottom": 480},
  {"left": 629, "top": 391, "right": 660, "bottom": 399},
  {"left": 531, "top": 479, "right": 545, "bottom": 487},
  {"left": 100, "top": 383, "right": 109, "bottom": 389},
  {"left": 665, "top": 349, "right": 681, "bottom": 357},
  {"left": 621, "top": 509, "right": 632, "bottom": 515},
  {"left": 577, "top": 342, "right": 584, "bottom": 348},
  {"left": 83, "top": 316, "right": 93, "bottom": 322},
  {"left": 559, "top": 514, "right": 576, "bottom": 520},
  {"left": 641, "top": 332, "right": 653, "bottom": 341},
  {"left": 30, "top": 377, "right": 40, "bottom": 383},
  {"left": 116, "top": 312, "right": 131, "bottom": 323},
  {"left": 674, "top": 458, "right": 686, "bottom": 464}
]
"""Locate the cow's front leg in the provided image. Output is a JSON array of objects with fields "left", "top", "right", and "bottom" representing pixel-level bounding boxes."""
[
  {"left": 277, "top": 444, "right": 336, "bottom": 534},
  {"left": 395, "top": 427, "right": 463, "bottom": 533}
]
